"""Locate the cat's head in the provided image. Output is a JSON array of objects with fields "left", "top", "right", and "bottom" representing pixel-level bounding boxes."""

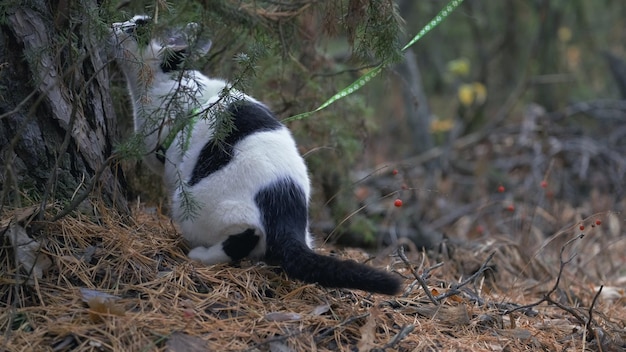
[{"left": 110, "top": 15, "right": 212, "bottom": 74}]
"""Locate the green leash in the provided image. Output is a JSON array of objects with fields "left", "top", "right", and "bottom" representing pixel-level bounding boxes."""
[{"left": 284, "top": 0, "right": 464, "bottom": 122}]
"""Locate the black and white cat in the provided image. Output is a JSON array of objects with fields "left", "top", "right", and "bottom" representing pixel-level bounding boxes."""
[{"left": 110, "top": 15, "right": 401, "bottom": 295}]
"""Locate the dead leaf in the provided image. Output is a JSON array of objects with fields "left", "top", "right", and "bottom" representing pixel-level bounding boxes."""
[
  {"left": 595, "top": 286, "right": 625, "bottom": 303},
  {"left": 166, "top": 332, "right": 208, "bottom": 352},
  {"left": 264, "top": 312, "right": 302, "bottom": 322},
  {"left": 448, "top": 293, "right": 465, "bottom": 303},
  {"left": 414, "top": 304, "right": 470, "bottom": 326},
  {"left": 0, "top": 205, "right": 51, "bottom": 232},
  {"left": 357, "top": 307, "right": 379, "bottom": 352},
  {"left": 80, "top": 288, "right": 125, "bottom": 323},
  {"left": 494, "top": 328, "right": 532, "bottom": 340},
  {"left": 311, "top": 304, "right": 330, "bottom": 316},
  {"left": 7, "top": 223, "right": 52, "bottom": 284},
  {"left": 269, "top": 341, "right": 294, "bottom": 352},
  {"left": 80, "top": 288, "right": 120, "bottom": 303},
  {"left": 87, "top": 298, "right": 126, "bottom": 323}
]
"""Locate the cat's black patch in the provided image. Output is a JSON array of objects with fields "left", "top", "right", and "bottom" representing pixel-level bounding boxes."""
[
  {"left": 156, "top": 145, "right": 166, "bottom": 163},
  {"left": 188, "top": 101, "right": 282, "bottom": 186},
  {"left": 254, "top": 177, "right": 309, "bottom": 263},
  {"left": 222, "top": 228, "right": 260, "bottom": 261},
  {"left": 160, "top": 49, "right": 187, "bottom": 73},
  {"left": 133, "top": 16, "right": 150, "bottom": 27},
  {"left": 256, "top": 178, "right": 402, "bottom": 295}
]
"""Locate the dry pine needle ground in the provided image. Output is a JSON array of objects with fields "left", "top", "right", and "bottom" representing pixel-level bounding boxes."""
[{"left": 1, "top": 204, "right": 625, "bottom": 351}]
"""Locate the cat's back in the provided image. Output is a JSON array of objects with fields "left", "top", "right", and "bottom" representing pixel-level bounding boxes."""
[{"left": 171, "top": 99, "right": 309, "bottom": 198}]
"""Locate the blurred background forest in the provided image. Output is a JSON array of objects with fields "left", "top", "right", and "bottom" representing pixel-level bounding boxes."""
[{"left": 108, "top": 0, "right": 625, "bottom": 251}]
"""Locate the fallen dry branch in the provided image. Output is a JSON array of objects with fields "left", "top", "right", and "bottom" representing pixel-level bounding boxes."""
[
  {"left": 397, "top": 246, "right": 439, "bottom": 305},
  {"left": 433, "top": 251, "right": 495, "bottom": 302},
  {"left": 1, "top": 204, "right": 625, "bottom": 351},
  {"left": 503, "top": 234, "right": 593, "bottom": 326}
]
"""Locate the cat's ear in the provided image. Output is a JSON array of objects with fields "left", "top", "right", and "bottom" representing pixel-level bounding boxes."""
[
  {"left": 160, "top": 23, "right": 211, "bottom": 72},
  {"left": 164, "top": 23, "right": 211, "bottom": 58}
]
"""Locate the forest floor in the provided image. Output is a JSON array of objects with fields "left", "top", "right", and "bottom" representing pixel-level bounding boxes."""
[
  {"left": 1, "top": 200, "right": 625, "bottom": 351},
  {"left": 2, "top": 105, "right": 626, "bottom": 351}
]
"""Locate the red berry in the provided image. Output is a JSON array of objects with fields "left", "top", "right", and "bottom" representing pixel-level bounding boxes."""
[
  {"left": 475, "top": 225, "right": 484, "bottom": 234},
  {"left": 497, "top": 185, "right": 505, "bottom": 193},
  {"left": 394, "top": 199, "right": 403, "bottom": 207},
  {"left": 506, "top": 204, "right": 514, "bottom": 212},
  {"left": 392, "top": 169, "right": 398, "bottom": 175},
  {"left": 579, "top": 225, "right": 585, "bottom": 231},
  {"left": 183, "top": 309, "right": 195, "bottom": 319},
  {"left": 540, "top": 180, "right": 548, "bottom": 188},
  {"left": 595, "top": 219, "right": 602, "bottom": 226}
]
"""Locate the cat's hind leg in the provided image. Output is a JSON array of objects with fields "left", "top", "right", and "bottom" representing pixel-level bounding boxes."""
[{"left": 188, "top": 228, "right": 261, "bottom": 264}]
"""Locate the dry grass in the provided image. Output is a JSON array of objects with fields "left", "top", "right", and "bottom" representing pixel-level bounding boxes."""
[{"left": 1, "top": 204, "right": 625, "bottom": 352}]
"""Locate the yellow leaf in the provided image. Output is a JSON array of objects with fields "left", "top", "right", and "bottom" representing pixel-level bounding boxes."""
[
  {"left": 472, "top": 82, "right": 487, "bottom": 105},
  {"left": 447, "top": 57, "right": 470, "bottom": 77},
  {"left": 458, "top": 82, "right": 487, "bottom": 107},
  {"left": 558, "top": 26, "right": 572, "bottom": 43},
  {"left": 430, "top": 118, "right": 454, "bottom": 133},
  {"left": 566, "top": 46, "right": 581, "bottom": 70},
  {"left": 458, "top": 84, "right": 474, "bottom": 107}
]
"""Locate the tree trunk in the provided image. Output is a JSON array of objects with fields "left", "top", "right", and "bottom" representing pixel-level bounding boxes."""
[
  {"left": 396, "top": 0, "right": 435, "bottom": 166},
  {"left": 399, "top": 49, "right": 434, "bottom": 156},
  {"left": 0, "top": 1, "right": 128, "bottom": 216}
]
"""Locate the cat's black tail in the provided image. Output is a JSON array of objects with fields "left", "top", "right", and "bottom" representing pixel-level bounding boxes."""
[
  {"left": 276, "top": 238, "right": 402, "bottom": 295},
  {"left": 256, "top": 177, "right": 402, "bottom": 295}
]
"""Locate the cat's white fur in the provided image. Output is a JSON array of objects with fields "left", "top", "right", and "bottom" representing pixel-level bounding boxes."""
[
  {"left": 110, "top": 15, "right": 312, "bottom": 263},
  {"left": 109, "top": 16, "right": 401, "bottom": 295},
  {"left": 178, "top": 127, "right": 313, "bottom": 263}
]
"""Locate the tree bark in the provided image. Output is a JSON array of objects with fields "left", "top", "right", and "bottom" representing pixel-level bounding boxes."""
[
  {"left": 396, "top": 0, "right": 435, "bottom": 166},
  {"left": 0, "top": 1, "right": 128, "bottom": 216},
  {"left": 399, "top": 49, "right": 434, "bottom": 156}
]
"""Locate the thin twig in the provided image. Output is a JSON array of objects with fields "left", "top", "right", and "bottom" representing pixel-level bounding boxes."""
[
  {"left": 1, "top": 221, "right": 17, "bottom": 340},
  {"left": 398, "top": 246, "right": 439, "bottom": 305},
  {"left": 50, "top": 155, "right": 117, "bottom": 222},
  {"left": 314, "top": 313, "right": 370, "bottom": 343},
  {"left": 586, "top": 285, "right": 604, "bottom": 343},
  {"left": 434, "top": 251, "right": 495, "bottom": 302},
  {"left": 381, "top": 324, "right": 414, "bottom": 350},
  {"left": 544, "top": 296, "right": 586, "bottom": 326}
]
